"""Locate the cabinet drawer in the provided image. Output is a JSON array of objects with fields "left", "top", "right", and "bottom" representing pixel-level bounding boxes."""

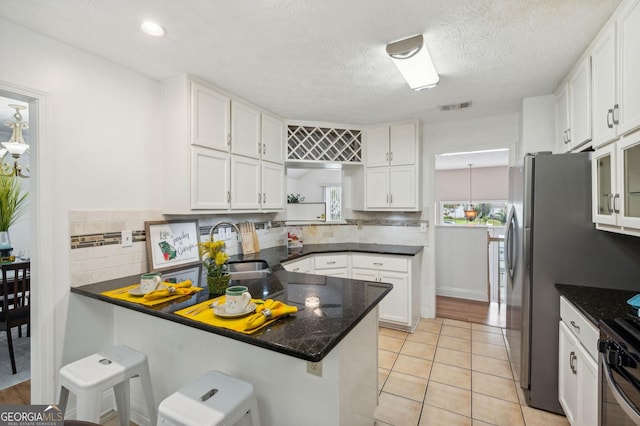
[
  {"left": 282, "top": 257, "right": 313, "bottom": 273},
  {"left": 352, "top": 254, "right": 407, "bottom": 272},
  {"left": 560, "top": 296, "right": 599, "bottom": 360},
  {"left": 314, "top": 254, "right": 348, "bottom": 270}
]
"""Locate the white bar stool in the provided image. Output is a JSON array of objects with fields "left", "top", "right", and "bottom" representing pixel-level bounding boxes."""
[
  {"left": 157, "top": 371, "right": 260, "bottom": 426},
  {"left": 58, "top": 345, "right": 157, "bottom": 425}
]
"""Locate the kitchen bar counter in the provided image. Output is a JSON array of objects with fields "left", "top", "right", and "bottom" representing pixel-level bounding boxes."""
[
  {"left": 70, "top": 243, "right": 422, "bottom": 425},
  {"left": 71, "top": 244, "right": 422, "bottom": 362},
  {"left": 555, "top": 283, "right": 639, "bottom": 326}
]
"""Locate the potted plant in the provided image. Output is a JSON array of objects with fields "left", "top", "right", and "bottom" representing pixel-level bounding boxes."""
[
  {"left": 0, "top": 175, "right": 28, "bottom": 257},
  {"left": 197, "top": 239, "right": 230, "bottom": 297}
]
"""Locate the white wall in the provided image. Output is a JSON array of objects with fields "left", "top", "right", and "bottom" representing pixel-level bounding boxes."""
[
  {"left": 0, "top": 18, "right": 162, "bottom": 401},
  {"left": 520, "top": 94, "right": 556, "bottom": 157}
]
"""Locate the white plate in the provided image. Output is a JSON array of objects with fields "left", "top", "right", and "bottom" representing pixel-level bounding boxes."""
[
  {"left": 128, "top": 284, "right": 166, "bottom": 297},
  {"left": 214, "top": 302, "right": 257, "bottom": 318}
]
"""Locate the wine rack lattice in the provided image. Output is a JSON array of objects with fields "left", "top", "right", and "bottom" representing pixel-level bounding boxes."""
[{"left": 287, "top": 125, "right": 362, "bottom": 162}]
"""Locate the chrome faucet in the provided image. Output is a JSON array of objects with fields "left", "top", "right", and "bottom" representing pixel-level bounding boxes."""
[{"left": 208, "top": 221, "right": 242, "bottom": 243}]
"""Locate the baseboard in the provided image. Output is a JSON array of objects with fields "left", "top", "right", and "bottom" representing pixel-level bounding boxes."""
[{"left": 436, "top": 287, "right": 489, "bottom": 302}]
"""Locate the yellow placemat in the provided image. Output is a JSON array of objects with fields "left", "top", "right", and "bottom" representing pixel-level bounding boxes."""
[
  {"left": 175, "top": 296, "right": 291, "bottom": 335},
  {"left": 101, "top": 283, "right": 203, "bottom": 307}
]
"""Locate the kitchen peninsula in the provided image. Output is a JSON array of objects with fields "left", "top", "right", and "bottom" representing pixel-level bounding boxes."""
[{"left": 70, "top": 243, "right": 422, "bottom": 425}]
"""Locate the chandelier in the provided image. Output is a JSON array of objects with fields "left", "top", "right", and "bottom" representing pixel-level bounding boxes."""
[
  {"left": 1, "top": 104, "right": 30, "bottom": 178},
  {"left": 463, "top": 164, "right": 477, "bottom": 222}
]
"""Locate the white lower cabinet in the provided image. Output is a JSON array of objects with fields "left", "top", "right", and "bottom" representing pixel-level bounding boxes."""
[
  {"left": 313, "top": 254, "right": 349, "bottom": 277},
  {"left": 281, "top": 251, "right": 421, "bottom": 331},
  {"left": 558, "top": 297, "right": 598, "bottom": 426},
  {"left": 352, "top": 253, "right": 420, "bottom": 331},
  {"left": 281, "top": 257, "right": 313, "bottom": 274}
]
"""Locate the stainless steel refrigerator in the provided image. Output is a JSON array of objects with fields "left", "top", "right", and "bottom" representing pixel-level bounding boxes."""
[{"left": 505, "top": 151, "right": 640, "bottom": 414}]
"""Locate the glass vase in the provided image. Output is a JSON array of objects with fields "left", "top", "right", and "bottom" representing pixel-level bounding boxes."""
[{"left": 207, "top": 274, "right": 230, "bottom": 298}]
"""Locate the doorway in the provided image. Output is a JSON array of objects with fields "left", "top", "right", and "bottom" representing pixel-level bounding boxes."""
[{"left": 0, "top": 94, "right": 32, "bottom": 391}]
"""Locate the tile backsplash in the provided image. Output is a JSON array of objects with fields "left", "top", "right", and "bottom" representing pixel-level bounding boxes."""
[{"left": 69, "top": 210, "right": 428, "bottom": 286}]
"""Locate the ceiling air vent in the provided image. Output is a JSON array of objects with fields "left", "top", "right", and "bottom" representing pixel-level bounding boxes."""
[{"left": 438, "top": 101, "right": 472, "bottom": 112}]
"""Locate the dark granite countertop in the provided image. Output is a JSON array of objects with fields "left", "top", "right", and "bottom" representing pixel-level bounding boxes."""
[
  {"left": 556, "top": 283, "right": 640, "bottom": 326},
  {"left": 71, "top": 244, "right": 422, "bottom": 362}
]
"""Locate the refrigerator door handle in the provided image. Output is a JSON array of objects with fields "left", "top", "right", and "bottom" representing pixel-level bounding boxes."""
[{"left": 505, "top": 205, "right": 518, "bottom": 279}]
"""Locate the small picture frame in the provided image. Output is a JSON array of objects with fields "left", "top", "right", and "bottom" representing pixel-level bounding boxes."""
[{"left": 145, "top": 220, "right": 201, "bottom": 272}]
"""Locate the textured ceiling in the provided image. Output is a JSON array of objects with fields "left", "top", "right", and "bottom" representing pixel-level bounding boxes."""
[{"left": 0, "top": 0, "right": 621, "bottom": 125}]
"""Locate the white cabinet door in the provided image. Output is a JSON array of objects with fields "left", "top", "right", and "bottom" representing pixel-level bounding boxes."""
[
  {"left": 378, "top": 271, "right": 409, "bottom": 325},
  {"left": 617, "top": 132, "right": 640, "bottom": 229},
  {"left": 389, "top": 123, "right": 416, "bottom": 166},
  {"left": 618, "top": 0, "right": 640, "bottom": 136},
  {"left": 352, "top": 269, "right": 379, "bottom": 282},
  {"left": 577, "top": 341, "right": 598, "bottom": 426},
  {"left": 282, "top": 257, "right": 313, "bottom": 274},
  {"left": 568, "top": 57, "right": 592, "bottom": 149},
  {"left": 389, "top": 166, "right": 416, "bottom": 209},
  {"left": 261, "top": 161, "right": 284, "bottom": 210},
  {"left": 316, "top": 269, "right": 349, "bottom": 278},
  {"left": 190, "top": 146, "right": 230, "bottom": 209},
  {"left": 592, "top": 143, "right": 617, "bottom": 226},
  {"left": 591, "top": 24, "right": 618, "bottom": 148},
  {"left": 231, "top": 101, "right": 261, "bottom": 159},
  {"left": 190, "top": 82, "right": 230, "bottom": 151},
  {"left": 366, "top": 126, "right": 390, "bottom": 167},
  {"left": 261, "top": 113, "right": 285, "bottom": 164},
  {"left": 230, "top": 156, "right": 260, "bottom": 210},
  {"left": 556, "top": 84, "right": 571, "bottom": 152},
  {"left": 365, "top": 168, "right": 390, "bottom": 208},
  {"left": 558, "top": 321, "right": 579, "bottom": 425}
]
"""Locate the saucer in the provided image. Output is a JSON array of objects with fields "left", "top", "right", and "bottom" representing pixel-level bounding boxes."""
[
  {"left": 213, "top": 302, "right": 257, "bottom": 318},
  {"left": 128, "top": 284, "right": 166, "bottom": 297}
]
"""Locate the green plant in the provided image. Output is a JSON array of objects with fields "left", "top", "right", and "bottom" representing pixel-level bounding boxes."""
[
  {"left": 197, "top": 240, "right": 229, "bottom": 277},
  {"left": 0, "top": 175, "right": 28, "bottom": 231},
  {"left": 287, "top": 193, "right": 305, "bottom": 203}
]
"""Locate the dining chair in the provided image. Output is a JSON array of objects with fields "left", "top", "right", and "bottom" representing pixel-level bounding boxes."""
[{"left": 0, "top": 261, "right": 30, "bottom": 374}]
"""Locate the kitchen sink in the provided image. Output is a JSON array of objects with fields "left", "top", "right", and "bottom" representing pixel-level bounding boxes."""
[{"left": 227, "top": 260, "right": 271, "bottom": 280}]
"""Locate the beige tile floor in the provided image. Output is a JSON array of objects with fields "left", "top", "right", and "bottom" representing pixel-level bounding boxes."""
[{"left": 374, "top": 317, "right": 571, "bottom": 426}]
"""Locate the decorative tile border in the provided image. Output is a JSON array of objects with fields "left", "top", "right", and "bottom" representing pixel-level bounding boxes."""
[{"left": 68, "top": 219, "right": 426, "bottom": 249}]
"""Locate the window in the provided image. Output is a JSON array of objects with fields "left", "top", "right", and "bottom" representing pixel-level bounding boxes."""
[
  {"left": 441, "top": 200, "right": 507, "bottom": 225},
  {"left": 324, "top": 185, "right": 342, "bottom": 222}
]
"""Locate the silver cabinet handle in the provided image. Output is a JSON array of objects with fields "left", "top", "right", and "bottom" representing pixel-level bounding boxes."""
[
  {"left": 613, "top": 104, "right": 620, "bottom": 125},
  {"left": 258, "top": 143, "right": 262, "bottom": 154},
  {"left": 613, "top": 194, "right": 620, "bottom": 213},
  {"left": 227, "top": 191, "right": 231, "bottom": 202},
  {"left": 566, "top": 128, "right": 571, "bottom": 143},
  {"left": 373, "top": 262, "right": 383, "bottom": 266},
  {"left": 293, "top": 267, "right": 300, "bottom": 272},
  {"left": 326, "top": 261, "right": 336, "bottom": 265},
  {"left": 263, "top": 144, "right": 266, "bottom": 155},
  {"left": 227, "top": 133, "right": 231, "bottom": 146},
  {"left": 607, "top": 194, "right": 614, "bottom": 213},
  {"left": 570, "top": 320, "right": 580, "bottom": 332},
  {"left": 569, "top": 351, "right": 577, "bottom": 375},
  {"left": 258, "top": 193, "right": 261, "bottom": 203},
  {"left": 263, "top": 193, "right": 266, "bottom": 203},
  {"left": 390, "top": 152, "right": 393, "bottom": 161},
  {"left": 390, "top": 194, "right": 393, "bottom": 204},
  {"left": 607, "top": 109, "right": 614, "bottom": 129}
]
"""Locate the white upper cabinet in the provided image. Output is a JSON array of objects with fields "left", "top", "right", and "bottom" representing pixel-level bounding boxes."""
[
  {"left": 162, "top": 74, "right": 285, "bottom": 214},
  {"left": 555, "top": 84, "right": 571, "bottom": 151},
  {"left": 591, "top": 24, "right": 618, "bottom": 148},
  {"left": 261, "top": 113, "right": 285, "bottom": 164},
  {"left": 231, "top": 100, "right": 261, "bottom": 159},
  {"left": 617, "top": 0, "right": 640, "bottom": 136},
  {"left": 366, "top": 123, "right": 416, "bottom": 167},
  {"left": 568, "top": 57, "right": 592, "bottom": 150},
  {"left": 190, "top": 82, "right": 230, "bottom": 151},
  {"left": 365, "top": 126, "right": 390, "bottom": 167},
  {"left": 363, "top": 120, "right": 421, "bottom": 211}
]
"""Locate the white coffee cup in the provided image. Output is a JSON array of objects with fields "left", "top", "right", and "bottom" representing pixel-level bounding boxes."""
[
  {"left": 225, "top": 285, "right": 252, "bottom": 314},
  {"left": 140, "top": 273, "right": 162, "bottom": 294}
]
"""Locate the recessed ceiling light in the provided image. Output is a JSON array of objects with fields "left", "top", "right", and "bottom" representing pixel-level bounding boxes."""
[{"left": 141, "top": 21, "right": 165, "bottom": 37}]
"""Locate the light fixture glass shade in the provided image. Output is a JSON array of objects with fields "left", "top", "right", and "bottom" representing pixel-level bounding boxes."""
[
  {"left": 1, "top": 142, "right": 29, "bottom": 156},
  {"left": 464, "top": 208, "right": 477, "bottom": 221},
  {"left": 386, "top": 34, "right": 439, "bottom": 91}
]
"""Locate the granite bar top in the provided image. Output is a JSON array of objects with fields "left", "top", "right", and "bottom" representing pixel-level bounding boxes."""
[
  {"left": 71, "top": 244, "right": 422, "bottom": 362},
  {"left": 556, "top": 283, "right": 640, "bottom": 326}
]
